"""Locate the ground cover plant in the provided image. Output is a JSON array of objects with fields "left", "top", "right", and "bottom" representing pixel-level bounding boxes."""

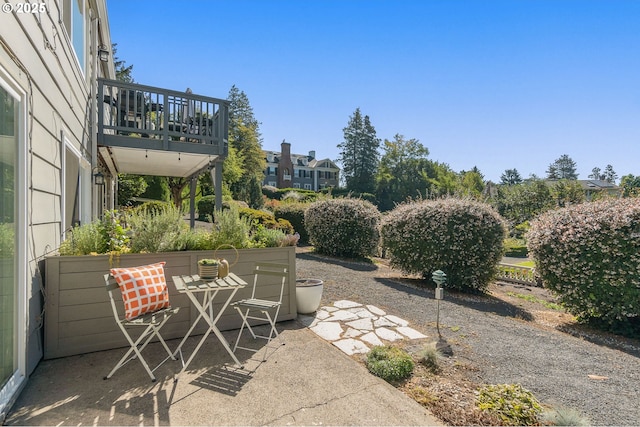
[
  {"left": 381, "top": 197, "right": 506, "bottom": 292},
  {"left": 365, "top": 345, "right": 414, "bottom": 383},
  {"left": 527, "top": 198, "right": 640, "bottom": 335}
]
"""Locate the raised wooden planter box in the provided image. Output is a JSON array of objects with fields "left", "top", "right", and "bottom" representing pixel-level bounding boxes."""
[{"left": 43, "top": 247, "right": 296, "bottom": 359}]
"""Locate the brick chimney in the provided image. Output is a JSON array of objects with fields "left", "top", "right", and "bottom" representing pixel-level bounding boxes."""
[{"left": 278, "top": 140, "right": 294, "bottom": 188}]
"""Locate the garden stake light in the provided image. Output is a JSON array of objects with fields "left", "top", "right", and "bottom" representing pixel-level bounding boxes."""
[{"left": 432, "top": 270, "right": 446, "bottom": 338}]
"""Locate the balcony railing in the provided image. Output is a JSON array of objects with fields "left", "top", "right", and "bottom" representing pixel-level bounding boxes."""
[{"left": 97, "top": 78, "right": 229, "bottom": 156}]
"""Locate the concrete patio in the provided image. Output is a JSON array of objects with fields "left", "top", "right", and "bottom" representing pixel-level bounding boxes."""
[{"left": 5, "top": 320, "right": 441, "bottom": 426}]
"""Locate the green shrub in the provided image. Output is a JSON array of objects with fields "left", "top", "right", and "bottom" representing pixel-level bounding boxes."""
[
  {"left": 381, "top": 198, "right": 506, "bottom": 292},
  {"left": 60, "top": 210, "right": 130, "bottom": 255},
  {"left": 274, "top": 203, "right": 309, "bottom": 243},
  {"left": 126, "top": 205, "right": 189, "bottom": 253},
  {"left": 476, "top": 384, "right": 542, "bottom": 426},
  {"left": 210, "top": 207, "right": 252, "bottom": 249},
  {"left": 503, "top": 238, "right": 528, "bottom": 257},
  {"left": 416, "top": 343, "right": 442, "bottom": 373},
  {"left": 171, "top": 228, "right": 212, "bottom": 251},
  {"left": 131, "top": 200, "right": 174, "bottom": 216},
  {"left": 526, "top": 198, "right": 640, "bottom": 335},
  {"left": 541, "top": 407, "right": 591, "bottom": 426},
  {"left": 197, "top": 195, "right": 216, "bottom": 220},
  {"left": 0, "top": 223, "right": 14, "bottom": 258},
  {"left": 305, "top": 198, "right": 380, "bottom": 258},
  {"left": 366, "top": 346, "right": 414, "bottom": 383},
  {"left": 238, "top": 207, "right": 277, "bottom": 227},
  {"left": 58, "top": 221, "right": 103, "bottom": 255}
]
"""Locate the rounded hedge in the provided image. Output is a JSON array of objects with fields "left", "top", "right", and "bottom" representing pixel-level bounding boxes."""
[
  {"left": 526, "top": 198, "right": 640, "bottom": 334},
  {"left": 305, "top": 198, "right": 380, "bottom": 258},
  {"left": 274, "top": 203, "right": 309, "bottom": 243},
  {"left": 366, "top": 346, "right": 414, "bottom": 383},
  {"left": 381, "top": 198, "right": 506, "bottom": 292}
]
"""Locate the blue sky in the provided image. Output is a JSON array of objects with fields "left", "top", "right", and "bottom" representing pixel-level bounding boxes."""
[{"left": 107, "top": 0, "right": 640, "bottom": 183}]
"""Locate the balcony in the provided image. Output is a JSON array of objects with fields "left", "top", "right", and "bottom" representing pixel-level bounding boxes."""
[{"left": 97, "top": 79, "right": 229, "bottom": 178}]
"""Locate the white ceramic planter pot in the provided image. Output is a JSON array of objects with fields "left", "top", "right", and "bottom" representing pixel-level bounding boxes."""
[{"left": 295, "top": 279, "right": 324, "bottom": 314}]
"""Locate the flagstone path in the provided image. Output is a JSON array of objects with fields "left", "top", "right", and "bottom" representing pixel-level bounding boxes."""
[{"left": 298, "top": 300, "right": 429, "bottom": 356}]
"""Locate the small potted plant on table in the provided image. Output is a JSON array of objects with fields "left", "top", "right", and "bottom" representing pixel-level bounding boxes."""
[{"left": 198, "top": 258, "right": 220, "bottom": 279}]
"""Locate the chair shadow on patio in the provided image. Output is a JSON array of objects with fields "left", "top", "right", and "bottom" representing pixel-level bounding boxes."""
[{"left": 189, "top": 365, "right": 253, "bottom": 397}]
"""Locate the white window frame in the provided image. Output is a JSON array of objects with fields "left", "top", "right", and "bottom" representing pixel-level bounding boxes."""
[
  {"left": 0, "top": 67, "right": 28, "bottom": 419},
  {"left": 304, "top": 183, "right": 312, "bottom": 190},
  {"left": 268, "top": 181, "right": 276, "bottom": 187},
  {"left": 293, "top": 182, "right": 301, "bottom": 189},
  {"left": 60, "top": 0, "right": 88, "bottom": 74},
  {"left": 61, "top": 132, "right": 91, "bottom": 238}
]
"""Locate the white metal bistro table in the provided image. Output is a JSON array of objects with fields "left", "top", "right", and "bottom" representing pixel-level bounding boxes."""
[{"left": 172, "top": 273, "right": 247, "bottom": 376}]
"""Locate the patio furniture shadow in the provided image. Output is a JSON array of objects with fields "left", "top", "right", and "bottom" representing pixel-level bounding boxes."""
[{"left": 190, "top": 365, "right": 253, "bottom": 396}]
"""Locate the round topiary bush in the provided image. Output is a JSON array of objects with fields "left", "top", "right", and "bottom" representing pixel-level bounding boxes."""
[
  {"left": 305, "top": 198, "right": 380, "bottom": 258},
  {"left": 381, "top": 198, "right": 506, "bottom": 292},
  {"left": 526, "top": 198, "right": 640, "bottom": 335},
  {"left": 366, "top": 346, "right": 414, "bottom": 383},
  {"left": 274, "top": 203, "right": 309, "bottom": 243}
]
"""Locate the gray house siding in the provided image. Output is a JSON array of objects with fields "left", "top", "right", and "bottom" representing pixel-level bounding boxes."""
[{"left": 0, "top": 0, "right": 114, "bottom": 417}]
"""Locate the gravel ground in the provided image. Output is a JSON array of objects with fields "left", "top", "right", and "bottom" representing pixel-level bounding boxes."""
[{"left": 295, "top": 251, "right": 640, "bottom": 426}]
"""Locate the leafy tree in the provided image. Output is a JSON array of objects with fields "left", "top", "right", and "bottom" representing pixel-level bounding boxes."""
[
  {"left": 493, "top": 178, "right": 554, "bottom": 228},
  {"left": 589, "top": 164, "right": 617, "bottom": 183},
  {"left": 500, "top": 168, "right": 523, "bottom": 185},
  {"left": 167, "top": 177, "right": 189, "bottom": 210},
  {"left": 141, "top": 176, "right": 170, "bottom": 201},
  {"left": 549, "top": 179, "right": 585, "bottom": 207},
  {"left": 620, "top": 174, "right": 640, "bottom": 197},
  {"left": 227, "top": 86, "right": 265, "bottom": 208},
  {"left": 117, "top": 174, "right": 147, "bottom": 206},
  {"left": 588, "top": 167, "right": 603, "bottom": 180},
  {"left": 603, "top": 164, "right": 618, "bottom": 183},
  {"left": 458, "top": 170, "right": 485, "bottom": 198},
  {"left": 112, "top": 43, "right": 134, "bottom": 83},
  {"left": 338, "top": 108, "right": 381, "bottom": 194},
  {"left": 427, "top": 162, "right": 459, "bottom": 197},
  {"left": 375, "top": 134, "right": 433, "bottom": 211},
  {"left": 546, "top": 154, "right": 578, "bottom": 180}
]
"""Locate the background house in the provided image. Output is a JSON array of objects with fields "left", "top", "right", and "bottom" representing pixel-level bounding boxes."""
[{"left": 263, "top": 141, "right": 340, "bottom": 191}]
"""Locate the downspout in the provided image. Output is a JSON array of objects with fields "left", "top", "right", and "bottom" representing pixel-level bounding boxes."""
[{"left": 90, "top": 15, "right": 99, "bottom": 219}]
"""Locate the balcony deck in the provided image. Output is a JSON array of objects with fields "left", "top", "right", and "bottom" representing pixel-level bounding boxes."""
[{"left": 97, "top": 79, "right": 229, "bottom": 178}]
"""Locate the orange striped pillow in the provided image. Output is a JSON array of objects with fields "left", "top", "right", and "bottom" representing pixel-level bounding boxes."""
[{"left": 110, "top": 262, "right": 170, "bottom": 320}]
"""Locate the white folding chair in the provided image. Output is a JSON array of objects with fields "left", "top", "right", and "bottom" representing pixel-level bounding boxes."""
[
  {"left": 104, "top": 273, "right": 180, "bottom": 382},
  {"left": 231, "top": 262, "right": 288, "bottom": 356}
]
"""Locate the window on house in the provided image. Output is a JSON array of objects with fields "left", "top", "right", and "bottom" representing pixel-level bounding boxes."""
[
  {"left": 293, "top": 183, "right": 300, "bottom": 189},
  {"left": 268, "top": 181, "right": 276, "bottom": 187},
  {"left": 0, "top": 77, "right": 26, "bottom": 414},
  {"left": 63, "top": 137, "right": 91, "bottom": 234},
  {"left": 62, "top": 0, "right": 87, "bottom": 73},
  {"left": 304, "top": 183, "right": 311, "bottom": 190}
]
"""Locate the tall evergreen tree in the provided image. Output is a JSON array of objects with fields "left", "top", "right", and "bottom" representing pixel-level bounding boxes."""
[
  {"left": 112, "top": 43, "right": 134, "bottom": 83},
  {"left": 500, "top": 168, "right": 523, "bottom": 185},
  {"left": 546, "top": 154, "right": 578, "bottom": 180},
  {"left": 226, "top": 86, "right": 266, "bottom": 207},
  {"left": 338, "top": 108, "right": 380, "bottom": 193},
  {"left": 603, "top": 164, "right": 618, "bottom": 183},
  {"left": 588, "top": 166, "right": 603, "bottom": 180}
]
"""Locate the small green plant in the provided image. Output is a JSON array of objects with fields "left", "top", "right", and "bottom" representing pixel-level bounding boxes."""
[
  {"left": 416, "top": 343, "right": 442, "bottom": 373},
  {"left": 0, "top": 223, "right": 15, "bottom": 258},
  {"left": 58, "top": 222, "right": 102, "bottom": 255},
  {"left": 541, "top": 407, "right": 591, "bottom": 426},
  {"left": 505, "top": 292, "right": 564, "bottom": 310},
  {"left": 210, "top": 207, "right": 252, "bottom": 249},
  {"left": 197, "top": 258, "right": 220, "bottom": 266},
  {"left": 475, "top": 383, "right": 542, "bottom": 426},
  {"left": 366, "top": 345, "right": 414, "bottom": 383}
]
